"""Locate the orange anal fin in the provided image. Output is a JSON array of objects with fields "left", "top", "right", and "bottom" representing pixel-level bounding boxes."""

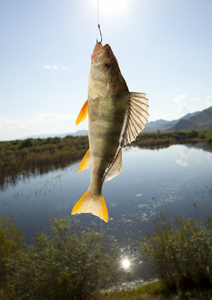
[
  {"left": 71, "top": 191, "right": 109, "bottom": 222},
  {"left": 78, "top": 148, "right": 91, "bottom": 172},
  {"left": 105, "top": 149, "right": 122, "bottom": 182},
  {"left": 76, "top": 99, "right": 88, "bottom": 125}
]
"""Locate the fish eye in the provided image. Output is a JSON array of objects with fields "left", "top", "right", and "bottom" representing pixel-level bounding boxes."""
[{"left": 103, "top": 62, "right": 111, "bottom": 70}]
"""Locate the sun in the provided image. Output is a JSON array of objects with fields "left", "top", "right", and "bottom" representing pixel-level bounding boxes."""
[{"left": 98, "top": 0, "right": 129, "bottom": 15}]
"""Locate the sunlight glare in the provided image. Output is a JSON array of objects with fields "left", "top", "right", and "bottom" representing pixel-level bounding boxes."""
[
  {"left": 99, "top": 0, "right": 129, "bottom": 15},
  {"left": 121, "top": 258, "right": 131, "bottom": 270}
]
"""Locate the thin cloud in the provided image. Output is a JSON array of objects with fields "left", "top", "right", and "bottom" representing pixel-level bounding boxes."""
[
  {"left": 41, "top": 65, "right": 67, "bottom": 71},
  {"left": 0, "top": 113, "right": 76, "bottom": 140},
  {"left": 174, "top": 94, "right": 191, "bottom": 117},
  {"left": 206, "top": 96, "right": 212, "bottom": 107},
  {"left": 0, "top": 114, "right": 75, "bottom": 126},
  {"left": 34, "top": 113, "right": 75, "bottom": 122}
]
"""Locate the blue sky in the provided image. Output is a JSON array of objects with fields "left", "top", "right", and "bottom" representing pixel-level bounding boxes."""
[{"left": 0, "top": 0, "right": 212, "bottom": 141}]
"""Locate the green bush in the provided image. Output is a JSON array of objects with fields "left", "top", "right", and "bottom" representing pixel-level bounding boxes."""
[
  {"left": 206, "top": 130, "right": 212, "bottom": 143},
  {"left": 1, "top": 217, "right": 120, "bottom": 300},
  {"left": 0, "top": 216, "right": 23, "bottom": 286},
  {"left": 140, "top": 212, "right": 212, "bottom": 292}
]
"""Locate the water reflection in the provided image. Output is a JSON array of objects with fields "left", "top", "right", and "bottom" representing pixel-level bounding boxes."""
[
  {"left": 176, "top": 147, "right": 191, "bottom": 167},
  {"left": 207, "top": 152, "right": 212, "bottom": 162}
]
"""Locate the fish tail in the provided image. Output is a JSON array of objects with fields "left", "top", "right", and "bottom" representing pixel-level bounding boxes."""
[{"left": 71, "top": 191, "right": 109, "bottom": 222}]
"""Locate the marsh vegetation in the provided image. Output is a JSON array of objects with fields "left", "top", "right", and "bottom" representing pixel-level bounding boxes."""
[
  {"left": 0, "top": 135, "right": 88, "bottom": 189},
  {"left": 0, "top": 130, "right": 212, "bottom": 189}
]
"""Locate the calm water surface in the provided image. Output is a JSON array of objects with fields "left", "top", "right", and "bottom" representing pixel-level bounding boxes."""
[{"left": 0, "top": 144, "right": 212, "bottom": 281}]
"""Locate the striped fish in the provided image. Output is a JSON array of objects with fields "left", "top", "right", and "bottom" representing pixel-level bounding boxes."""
[{"left": 71, "top": 42, "right": 149, "bottom": 222}]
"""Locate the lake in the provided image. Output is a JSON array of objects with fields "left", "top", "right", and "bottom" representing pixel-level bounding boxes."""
[{"left": 0, "top": 144, "right": 212, "bottom": 282}]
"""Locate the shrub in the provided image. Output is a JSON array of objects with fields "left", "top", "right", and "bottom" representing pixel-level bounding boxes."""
[
  {"left": 0, "top": 216, "right": 23, "bottom": 286},
  {"left": 140, "top": 212, "right": 212, "bottom": 292},
  {"left": 206, "top": 130, "right": 212, "bottom": 143},
  {"left": 2, "top": 217, "right": 119, "bottom": 300}
]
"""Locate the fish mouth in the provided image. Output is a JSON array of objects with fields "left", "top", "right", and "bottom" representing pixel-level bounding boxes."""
[{"left": 91, "top": 43, "right": 111, "bottom": 65}]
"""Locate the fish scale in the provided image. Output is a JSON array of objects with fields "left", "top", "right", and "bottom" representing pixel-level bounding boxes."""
[{"left": 89, "top": 92, "right": 128, "bottom": 185}]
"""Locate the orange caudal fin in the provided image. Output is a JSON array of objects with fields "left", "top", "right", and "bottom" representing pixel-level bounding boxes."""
[
  {"left": 76, "top": 100, "right": 88, "bottom": 125},
  {"left": 71, "top": 191, "right": 109, "bottom": 222}
]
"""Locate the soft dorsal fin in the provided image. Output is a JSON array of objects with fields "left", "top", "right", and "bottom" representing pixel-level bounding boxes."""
[
  {"left": 105, "top": 149, "right": 122, "bottom": 182},
  {"left": 78, "top": 148, "right": 91, "bottom": 172},
  {"left": 76, "top": 100, "right": 88, "bottom": 125},
  {"left": 123, "top": 92, "right": 149, "bottom": 146}
]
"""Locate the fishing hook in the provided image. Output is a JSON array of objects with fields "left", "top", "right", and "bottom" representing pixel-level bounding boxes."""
[{"left": 96, "top": 23, "right": 102, "bottom": 44}]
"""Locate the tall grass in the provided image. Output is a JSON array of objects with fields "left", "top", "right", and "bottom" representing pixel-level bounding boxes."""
[
  {"left": 0, "top": 135, "right": 89, "bottom": 189},
  {"left": 135, "top": 129, "right": 212, "bottom": 148}
]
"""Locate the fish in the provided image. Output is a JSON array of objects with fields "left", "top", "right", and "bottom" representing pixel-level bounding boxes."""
[{"left": 71, "top": 42, "right": 149, "bottom": 222}]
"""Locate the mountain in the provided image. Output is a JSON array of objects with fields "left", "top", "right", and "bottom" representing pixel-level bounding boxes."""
[
  {"left": 144, "top": 106, "right": 212, "bottom": 132},
  {"left": 170, "top": 106, "right": 212, "bottom": 131}
]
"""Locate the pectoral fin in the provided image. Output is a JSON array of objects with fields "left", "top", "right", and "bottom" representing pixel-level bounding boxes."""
[
  {"left": 106, "top": 149, "right": 122, "bottom": 181},
  {"left": 76, "top": 100, "right": 88, "bottom": 125},
  {"left": 123, "top": 92, "right": 149, "bottom": 146},
  {"left": 78, "top": 148, "right": 91, "bottom": 172}
]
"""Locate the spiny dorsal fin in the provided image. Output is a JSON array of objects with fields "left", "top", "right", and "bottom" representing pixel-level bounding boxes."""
[
  {"left": 76, "top": 99, "right": 88, "bottom": 125},
  {"left": 78, "top": 148, "right": 91, "bottom": 172},
  {"left": 105, "top": 149, "right": 122, "bottom": 182},
  {"left": 123, "top": 92, "right": 149, "bottom": 146}
]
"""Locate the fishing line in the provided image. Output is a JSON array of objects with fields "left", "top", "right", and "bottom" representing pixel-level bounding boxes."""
[
  {"left": 97, "top": 0, "right": 100, "bottom": 24},
  {"left": 96, "top": 0, "right": 102, "bottom": 43}
]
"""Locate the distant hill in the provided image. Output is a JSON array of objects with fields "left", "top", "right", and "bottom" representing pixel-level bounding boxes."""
[
  {"left": 19, "top": 130, "right": 88, "bottom": 140},
  {"left": 144, "top": 106, "right": 212, "bottom": 132},
  {"left": 144, "top": 119, "right": 178, "bottom": 132}
]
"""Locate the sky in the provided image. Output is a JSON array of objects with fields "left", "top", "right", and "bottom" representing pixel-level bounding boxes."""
[{"left": 0, "top": 0, "right": 212, "bottom": 141}]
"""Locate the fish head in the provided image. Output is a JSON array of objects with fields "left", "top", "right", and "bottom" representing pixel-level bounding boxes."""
[
  {"left": 89, "top": 43, "right": 127, "bottom": 96},
  {"left": 91, "top": 43, "right": 120, "bottom": 79}
]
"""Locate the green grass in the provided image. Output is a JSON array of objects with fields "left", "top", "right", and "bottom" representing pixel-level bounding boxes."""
[
  {"left": 96, "top": 280, "right": 212, "bottom": 299},
  {"left": 95, "top": 281, "right": 168, "bottom": 300}
]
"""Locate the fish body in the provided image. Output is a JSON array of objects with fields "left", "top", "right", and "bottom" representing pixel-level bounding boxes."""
[{"left": 72, "top": 43, "right": 149, "bottom": 222}]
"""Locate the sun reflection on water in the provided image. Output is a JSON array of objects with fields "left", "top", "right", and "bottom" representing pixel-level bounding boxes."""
[{"left": 121, "top": 257, "right": 131, "bottom": 270}]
